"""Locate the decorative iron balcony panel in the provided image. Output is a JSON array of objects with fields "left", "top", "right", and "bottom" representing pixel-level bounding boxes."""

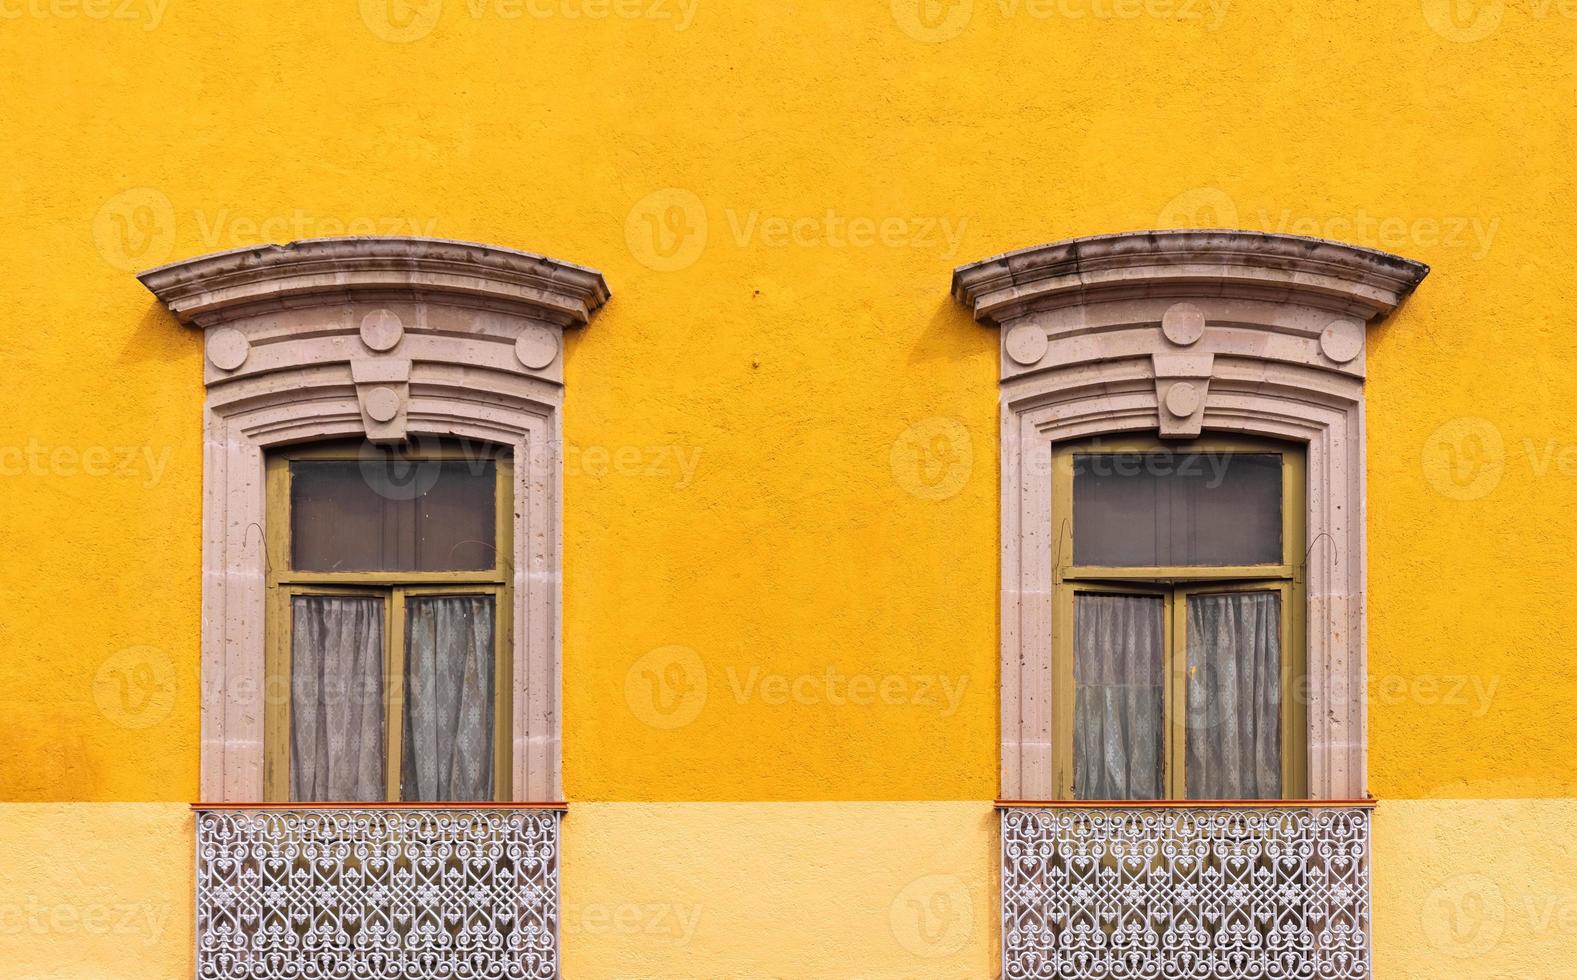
[
  {"left": 195, "top": 806, "right": 560, "bottom": 979},
  {"left": 1001, "top": 804, "right": 1372, "bottom": 980}
]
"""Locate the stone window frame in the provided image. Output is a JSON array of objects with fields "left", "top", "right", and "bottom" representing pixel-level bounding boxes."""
[
  {"left": 140, "top": 236, "right": 610, "bottom": 803},
  {"left": 952, "top": 230, "right": 1428, "bottom": 801}
]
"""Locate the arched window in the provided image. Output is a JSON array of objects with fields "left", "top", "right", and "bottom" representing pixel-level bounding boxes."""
[
  {"left": 141, "top": 236, "right": 610, "bottom": 803},
  {"left": 956, "top": 230, "right": 1428, "bottom": 978},
  {"left": 953, "top": 229, "right": 1428, "bottom": 802},
  {"left": 147, "top": 237, "right": 606, "bottom": 978},
  {"left": 262, "top": 437, "right": 515, "bottom": 803},
  {"left": 1050, "top": 433, "right": 1306, "bottom": 802}
]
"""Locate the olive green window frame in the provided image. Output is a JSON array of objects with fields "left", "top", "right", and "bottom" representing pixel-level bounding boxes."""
[
  {"left": 262, "top": 441, "right": 515, "bottom": 803},
  {"left": 1050, "top": 434, "right": 1308, "bottom": 801}
]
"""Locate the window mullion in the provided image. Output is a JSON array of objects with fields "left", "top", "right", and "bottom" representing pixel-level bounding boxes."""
[
  {"left": 1053, "top": 581, "right": 1074, "bottom": 800},
  {"left": 264, "top": 587, "right": 289, "bottom": 802},
  {"left": 493, "top": 583, "right": 510, "bottom": 803},
  {"left": 385, "top": 587, "right": 406, "bottom": 802},
  {"left": 1282, "top": 579, "right": 1305, "bottom": 799},
  {"left": 1167, "top": 589, "right": 1186, "bottom": 800}
]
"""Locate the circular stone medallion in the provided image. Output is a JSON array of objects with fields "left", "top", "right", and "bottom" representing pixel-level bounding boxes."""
[
  {"left": 364, "top": 386, "right": 402, "bottom": 422},
  {"left": 515, "top": 325, "right": 560, "bottom": 370},
  {"left": 1161, "top": 302, "right": 1206, "bottom": 346},
  {"left": 1004, "top": 325, "right": 1049, "bottom": 366},
  {"left": 359, "top": 309, "right": 405, "bottom": 352},
  {"left": 1165, "top": 381, "right": 1201, "bottom": 417},
  {"left": 206, "top": 327, "right": 250, "bottom": 371},
  {"left": 1320, "top": 318, "right": 1365, "bottom": 364}
]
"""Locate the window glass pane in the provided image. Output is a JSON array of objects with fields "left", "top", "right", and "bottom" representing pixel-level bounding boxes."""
[
  {"left": 290, "top": 595, "right": 385, "bottom": 802},
  {"left": 1072, "top": 452, "right": 1283, "bottom": 566},
  {"left": 402, "top": 596, "right": 496, "bottom": 802},
  {"left": 1185, "top": 591, "right": 1282, "bottom": 800},
  {"left": 1073, "top": 593, "right": 1164, "bottom": 801},
  {"left": 291, "top": 455, "right": 498, "bottom": 572}
]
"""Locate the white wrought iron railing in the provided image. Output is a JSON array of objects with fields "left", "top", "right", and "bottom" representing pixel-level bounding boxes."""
[
  {"left": 194, "top": 804, "right": 562, "bottom": 979},
  {"left": 1000, "top": 802, "right": 1374, "bottom": 980}
]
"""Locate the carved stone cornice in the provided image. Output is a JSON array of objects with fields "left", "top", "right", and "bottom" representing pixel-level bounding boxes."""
[
  {"left": 953, "top": 229, "right": 1428, "bottom": 326},
  {"left": 140, "top": 237, "right": 611, "bottom": 443},
  {"left": 953, "top": 231, "right": 1430, "bottom": 432},
  {"left": 139, "top": 235, "right": 611, "bottom": 328}
]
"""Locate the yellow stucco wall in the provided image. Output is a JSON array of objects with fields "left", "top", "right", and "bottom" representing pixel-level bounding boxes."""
[
  {"left": 2, "top": 0, "right": 1575, "bottom": 976},
  {"left": 4, "top": 801, "right": 1575, "bottom": 978},
  {"left": 5, "top": 0, "right": 1576, "bottom": 806},
  {"left": 0, "top": 804, "right": 193, "bottom": 979}
]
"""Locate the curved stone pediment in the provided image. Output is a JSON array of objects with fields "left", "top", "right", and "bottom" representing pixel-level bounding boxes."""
[{"left": 955, "top": 229, "right": 1428, "bottom": 801}]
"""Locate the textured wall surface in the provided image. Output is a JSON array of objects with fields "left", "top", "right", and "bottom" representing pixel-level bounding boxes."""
[
  {"left": 1, "top": 0, "right": 1574, "bottom": 975},
  {"left": 559, "top": 802, "right": 997, "bottom": 977},
  {"left": 0, "top": 804, "right": 193, "bottom": 979},
  {"left": 1371, "top": 799, "right": 1577, "bottom": 979},
  {"left": 3, "top": 801, "right": 1574, "bottom": 978}
]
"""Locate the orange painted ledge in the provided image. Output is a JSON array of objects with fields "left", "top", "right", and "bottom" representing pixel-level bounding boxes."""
[
  {"left": 191, "top": 801, "right": 569, "bottom": 811},
  {"left": 996, "top": 799, "right": 1378, "bottom": 809}
]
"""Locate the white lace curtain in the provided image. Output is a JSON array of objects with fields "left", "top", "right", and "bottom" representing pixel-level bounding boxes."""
[
  {"left": 1074, "top": 594, "right": 1164, "bottom": 800},
  {"left": 289, "top": 594, "right": 495, "bottom": 802},
  {"left": 290, "top": 596, "right": 386, "bottom": 801},
  {"left": 401, "top": 596, "right": 496, "bottom": 801},
  {"left": 1073, "top": 590, "right": 1281, "bottom": 800},
  {"left": 1185, "top": 591, "right": 1282, "bottom": 799}
]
